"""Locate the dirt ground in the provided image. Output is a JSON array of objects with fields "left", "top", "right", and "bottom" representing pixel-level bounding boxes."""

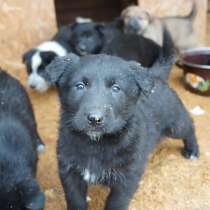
[{"left": 2, "top": 15, "right": 210, "bottom": 210}]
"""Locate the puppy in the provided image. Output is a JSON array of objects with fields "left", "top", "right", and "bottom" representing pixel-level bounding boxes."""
[
  {"left": 69, "top": 19, "right": 122, "bottom": 56},
  {"left": 42, "top": 53, "right": 199, "bottom": 210},
  {"left": 0, "top": 70, "right": 45, "bottom": 210},
  {"left": 22, "top": 40, "right": 70, "bottom": 92},
  {"left": 23, "top": 17, "right": 93, "bottom": 92},
  {"left": 69, "top": 20, "right": 175, "bottom": 69},
  {"left": 121, "top": 0, "right": 198, "bottom": 51},
  {"left": 69, "top": 21, "right": 175, "bottom": 79},
  {"left": 22, "top": 16, "right": 77, "bottom": 92}
]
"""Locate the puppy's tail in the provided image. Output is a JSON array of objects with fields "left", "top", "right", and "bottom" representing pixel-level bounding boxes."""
[
  {"left": 187, "top": 0, "right": 197, "bottom": 20},
  {"left": 148, "top": 26, "right": 177, "bottom": 81}
]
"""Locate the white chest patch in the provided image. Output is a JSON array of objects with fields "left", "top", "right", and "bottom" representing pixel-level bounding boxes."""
[{"left": 83, "top": 169, "right": 97, "bottom": 184}]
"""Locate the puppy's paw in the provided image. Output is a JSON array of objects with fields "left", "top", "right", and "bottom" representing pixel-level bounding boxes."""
[{"left": 182, "top": 148, "right": 199, "bottom": 160}]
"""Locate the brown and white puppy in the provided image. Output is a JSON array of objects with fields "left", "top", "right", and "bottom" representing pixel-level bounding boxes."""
[{"left": 121, "top": 1, "right": 198, "bottom": 52}]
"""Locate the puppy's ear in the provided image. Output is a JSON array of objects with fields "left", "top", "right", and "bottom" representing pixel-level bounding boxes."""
[
  {"left": 42, "top": 53, "right": 80, "bottom": 86},
  {"left": 113, "top": 17, "right": 124, "bottom": 28},
  {"left": 40, "top": 51, "right": 57, "bottom": 65},
  {"left": 94, "top": 23, "right": 105, "bottom": 35},
  {"left": 70, "top": 21, "right": 79, "bottom": 30},
  {"left": 143, "top": 11, "right": 152, "bottom": 23},
  {"left": 22, "top": 49, "right": 36, "bottom": 64},
  {"left": 129, "top": 61, "right": 154, "bottom": 96}
]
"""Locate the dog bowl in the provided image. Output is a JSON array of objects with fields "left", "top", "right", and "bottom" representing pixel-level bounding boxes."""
[{"left": 178, "top": 47, "right": 210, "bottom": 96}]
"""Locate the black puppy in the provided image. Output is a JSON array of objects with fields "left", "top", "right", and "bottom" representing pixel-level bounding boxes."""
[
  {"left": 0, "top": 70, "right": 45, "bottom": 210},
  {"left": 69, "top": 20, "right": 169, "bottom": 67},
  {"left": 69, "top": 20, "right": 122, "bottom": 55},
  {"left": 70, "top": 20, "right": 175, "bottom": 81},
  {"left": 43, "top": 53, "right": 199, "bottom": 210}
]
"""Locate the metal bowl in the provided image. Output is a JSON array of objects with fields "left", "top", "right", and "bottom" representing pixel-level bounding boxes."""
[{"left": 179, "top": 47, "right": 210, "bottom": 96}]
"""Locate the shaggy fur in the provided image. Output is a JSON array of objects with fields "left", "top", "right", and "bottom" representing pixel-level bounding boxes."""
[
  {"left": 42, "top": 53, "right": 199, "bottom": 210},
  {"left": 0, "top": 70, "right": 45, "bottom": 210},
  {"left": 121, "top": 0, "right": 198, "bottom": 51}
]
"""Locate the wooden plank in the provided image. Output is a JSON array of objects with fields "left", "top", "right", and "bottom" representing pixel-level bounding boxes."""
[
  {"left": 0, "top": 0, "right": 57, "bottom": 67},
  {"left": 55, "top": 0, "right": 137, "bottom": 25},
  {"left": 55, "top": 0, "right": 121, "bottom": 10}
]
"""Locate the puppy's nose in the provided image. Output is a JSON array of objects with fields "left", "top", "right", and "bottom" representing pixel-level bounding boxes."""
[
  {"left": 30, "top": 84, "right": 36, "bottom": 89},
  {"left": 87, "top": 113, "right": 103, "bottom": 125},
  {"left": 127, "top": 18, "right": 140, "bottom": 31},
  {"left": 79, "top": 44, "right": 86, "bottom": 51}
]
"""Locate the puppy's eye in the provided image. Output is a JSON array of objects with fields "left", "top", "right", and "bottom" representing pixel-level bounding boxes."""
[
  {"left": 111, "top": 84, "right": 121, "bottom": 93},
  {"left": 75, "top": 82, "right": 85, "bottom": 90}
]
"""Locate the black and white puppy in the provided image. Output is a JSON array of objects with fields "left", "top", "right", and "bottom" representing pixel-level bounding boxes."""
[
  {"left": 23, "top": 40, "right": 69, "bottom": 92},
  {"left": 0, "top": 70, "right": 45, "bottom": 210},
  {"left": 23, "top": 17, "right": 92, "bottom": 92},
  {"left": 42, "top": 53, "right": 199, "bottom": 210}
]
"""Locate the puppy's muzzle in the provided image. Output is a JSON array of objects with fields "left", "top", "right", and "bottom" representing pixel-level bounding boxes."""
[
  {"left": 77, "top": 44, "right": 88, "bottom": 55},
  {"left": 125, "top": 18, "right": 140, "bottom": 34},
  {"left": 87, "top": 112, "right": 104, "bottom": 126}
]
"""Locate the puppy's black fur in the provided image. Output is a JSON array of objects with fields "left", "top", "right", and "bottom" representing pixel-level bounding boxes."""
[
  {"left": 69, "top": 22, "right": 105, "bottom": 55},
  {"left": 70, "top": 21, "right": 175, "bottom": 81},
  {"left": 0, "top": 70, "right": 45, "bottom": 210},
  {"left": 69, "top": 20, "right": 122, "bottom": 56},
  {"left": 69, "top": 20, "right": 173, "bottom": 68},
  {"left": 43, "top": 53, "right": 198, "bottom": 210}
]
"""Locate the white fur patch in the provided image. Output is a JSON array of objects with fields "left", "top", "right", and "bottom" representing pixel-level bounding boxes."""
[
  {"left": 87, "top": 131, "right": 102, "bottom": 141},
  {"left": 37, "top": 41, "right": 67, "bottom": 57},
  {"left": 76, "top": 16, "right": 92, "bottom": 23},
  {"left": 28, "top": 73, "right": 49, "bottom": 93},
  {"left": 188, "top": 155, "right": 198, "bottom": 160},
  {"left": 83, "top": 169, "right": 97, "bottom": 184},
  {"left": 86, "top": 196, "right": 91, "bottom": 202},
  {"left": 190, "top": 106, "right": 205, "bottom": 116}
]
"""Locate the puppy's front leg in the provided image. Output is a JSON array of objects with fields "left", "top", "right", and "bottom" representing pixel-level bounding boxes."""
[
  {"left": 60, "top": 170, "right": 88, "bottom": 210},
  {"left": 105, "top": 178, "right": 139, "bottom": 210}
]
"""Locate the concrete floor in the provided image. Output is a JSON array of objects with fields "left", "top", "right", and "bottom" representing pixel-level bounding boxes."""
[{"left": 2, "top": 15, "right": 210, "bottom": 210}]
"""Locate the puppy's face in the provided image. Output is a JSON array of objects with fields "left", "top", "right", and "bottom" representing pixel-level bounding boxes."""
[
  {"left": 70, "top": 22, "right": 104, "bottom": 56},
  {"left": 23, "top": 41, "right": 67, "bottom": 92},
  {"left": 47, "top": 55, "right": 149, "bottom": 142},
  {"left": 23, "top": 50, "right": 57, "bottom": 92},
  {"left": 121, "top": 6, "right": 150, "bottom": 34},
  {"left": 65, "top": 59, "right": 140, "bottom": 140}
]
